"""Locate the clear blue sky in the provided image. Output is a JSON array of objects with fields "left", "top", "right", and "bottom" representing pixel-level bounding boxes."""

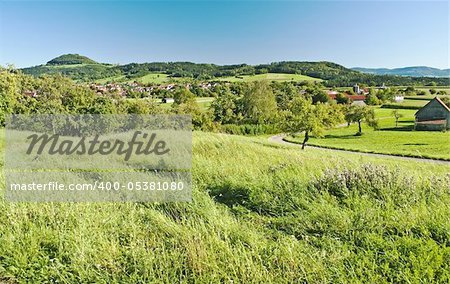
[{"left": 0, "top": 1, "right": 448, "bottom": 69}]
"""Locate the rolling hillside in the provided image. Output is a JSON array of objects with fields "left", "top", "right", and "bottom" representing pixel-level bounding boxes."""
[
  {"left": 1, "top": 131, "right": 449, "bottom": 282},
  {"left": 20, "top": 54, "right": 450, "bottom": 86}
]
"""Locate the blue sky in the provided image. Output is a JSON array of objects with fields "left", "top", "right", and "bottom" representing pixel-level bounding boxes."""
[{"left": 0, "top": 1, "right": 448, "bottom": 68}]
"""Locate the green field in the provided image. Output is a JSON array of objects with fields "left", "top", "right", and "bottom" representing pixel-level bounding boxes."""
[
  {"left": 150, "top": 97, "right": 215, "bottom": 110},
  {"left": 414, "top": 86, "right": 450, "bottom": 96},
  {"left": 382, "top": 98, "right": 429, "bottom": 109},
  {"left": 0, "top": 130, "right": 449, "bottom": 282},
  {"left": 95, "top": 73, "right": 171, "bottom": 84},
  {"left": 286, "top": 107, "right": 450, "bottom": 160},
  {"left": 133, "top": 73, "right": 171, "bottom": 84},
  {"left": 215, "top": 73, "right": 321, "bottom": 83}
]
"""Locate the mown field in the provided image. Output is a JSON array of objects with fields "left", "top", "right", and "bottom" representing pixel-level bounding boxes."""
[
  {"left": 0, "top": 130, "right": 449, "bottom": 283},
  {"left": 383, "top": 98, "right": 428, "bottom": 108},
  {"left": 286, "top": 107, "right": 450, "bottom": 160},
  {"left": 95, "top": 72, "right": 322, "bottom": 85},
  {"left": 95, "top": 73, "right": 171, "bottom": 84},
  {"left": 148, "top": 97, "right": 215, "bottom": 110},
  {"left": 215, "top": 73, "right": 321, "bottom": 83}
]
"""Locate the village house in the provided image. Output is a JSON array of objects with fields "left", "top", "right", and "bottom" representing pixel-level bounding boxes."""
[
  {"left": 23, "top": 90, "right": 38, "bottom": 98},
  {"left": 394, "top": 95, "right": 404, "bottom": 103},
  {"left": 414, "top": 97, "right": 450, "bottom": 130},
  {"left": 327, "top": 91, "right": 367, "bottom": 106}
]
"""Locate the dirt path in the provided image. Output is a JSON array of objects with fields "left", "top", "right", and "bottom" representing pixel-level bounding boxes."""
[{"left": 268, "top": 134, "right": 450, "bottom": 165}]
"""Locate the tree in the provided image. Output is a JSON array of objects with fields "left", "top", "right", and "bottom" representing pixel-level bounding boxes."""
[
  {"left": 429, "top": 88, "right": 437, "bottom": 95},
  {"left": 440, "top": 96, "right": 450, "bottom": 108},
  {"left": 391, "top": 110, "right": 403, "bottom": 128},
  {"left": 273, "top": 82, "right": 298, "bottom": 111},
  {"left": 173, "top": 99, "right": 208, "bottom": 130},
  {"left": 309, "top": 88, "right": 329, "bottom": 104},
  {"left": 335, "top": 93, "right": 350, "bottom": 104},
  {"left": 0, "top": 67, "right": 18, "bottom": 125},
  {"left": 365, "top": 93, "right": 380, "bottom": 105},
  {"left": 241, "top": 81, "right": 277, "bottom": 124},
  {"left": 344, "top": 105, "right": 378, "bottom": 135},
  {"left": 210, "top": 87, "right": 239, "bottom": 124},
  {"left": 279, "top": 97, "right": 343, "bottom": 149},
  {"left": 173, "top": 87, "right": 195, "bottom": 105},
  {"left": 416, "top": 90, "right": 427, "bottom": 96}
]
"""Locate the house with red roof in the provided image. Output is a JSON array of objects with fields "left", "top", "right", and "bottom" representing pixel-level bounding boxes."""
[
  {"left": 327, "top": 91, "right": 367, "bottom": 105},
  {"left": 414, "top": 97, "right": 450, "bottom": 130}
]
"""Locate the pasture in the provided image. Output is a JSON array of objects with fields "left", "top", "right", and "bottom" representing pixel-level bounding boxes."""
[
  {"left": 95, "top": 73, "right": 170, "bottom": 84},
  {"left": 0, "top": 130, "right": 449, "bottom": 282},
  {"left": 154, "top": 97, "right": 215, "bottom": 110},
  {"left": 286, "top": 107, "right": 450, "bottom": 160},
  {"left": 215, "top": 73, "right": 321, "bottom": 83},
  {"left": 133, "top": 73, "right": 171, "bottom": 84}
]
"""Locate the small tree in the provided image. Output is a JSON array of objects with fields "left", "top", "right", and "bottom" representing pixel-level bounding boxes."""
[
  {"left": 391, "top": 110, "right": 403, "bottom": 128},
  {"left": 280, "top": 97, "right": 343, "bottom": 149},
  {"left": 173, "top": 87, "right": 195, "bottom": 105},
  {"left": 335, "top": 93, "right": 350, "bottom": 104},
  {"left": 344, "top": 105, "right": 378, "bottom": 135},
  {"left": 440, "top": 96, "right": 450, "bottom": 108}
]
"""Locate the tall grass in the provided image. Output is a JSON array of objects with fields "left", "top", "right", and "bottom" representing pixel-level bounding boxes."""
[{"left": 0, "top": 132, "right": 449, "bottom": 283}]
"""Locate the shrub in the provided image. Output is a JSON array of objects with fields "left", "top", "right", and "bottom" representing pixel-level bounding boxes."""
[
  {"left": 219, "top": 124, "right": 280, "bottom": 135},
  {"left": 310, "top": 163, "right": 450, "bottom": 206}
]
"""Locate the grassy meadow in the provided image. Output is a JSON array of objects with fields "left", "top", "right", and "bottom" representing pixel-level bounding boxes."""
[
  {"left": 150, "top": 97, "right": 215, "bottom": 110},
  {"left": 95, "top": 72, "right": 322, "bottom": 85},
  {"left": 215, "top": 73, "right": 321, "bottom": 83},
  {"left": 0, "top": 129, "right": 449, "bottom": 283},
  {"left": 286, "top": 107, "right": 450, "bottom": 160}
]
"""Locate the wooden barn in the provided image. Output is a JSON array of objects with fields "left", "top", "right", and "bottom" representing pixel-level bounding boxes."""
[{"left": 414, "top": 97, "right": 450, "bottom": 130}]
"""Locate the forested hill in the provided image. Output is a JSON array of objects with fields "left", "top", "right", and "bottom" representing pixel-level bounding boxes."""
[
  {"left": 21, "top": 54, "right": 450, "bottom": 87},
  {"left": 47, "top": 54, "right": 98, "bottom": 65}
]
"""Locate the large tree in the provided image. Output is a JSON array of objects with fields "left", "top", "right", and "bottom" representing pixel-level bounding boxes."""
[
  {"left": 210, "top": 86, "right": 240, "bottom": 124},
  {"left": 241, "top": 81, "right": 277, "bottom": 124}
]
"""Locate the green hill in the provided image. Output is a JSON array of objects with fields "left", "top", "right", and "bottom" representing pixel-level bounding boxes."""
[
  {"left": 20, "top": 55, "right": 450, "bottom": 86},
  {"left": 47, "top": 54, "right": 98, "bottom": 65}
]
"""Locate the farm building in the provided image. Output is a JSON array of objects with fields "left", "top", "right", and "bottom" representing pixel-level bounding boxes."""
[
  {"left": 414, "top": 97, "right": 450, "bottom": 130},
  {"left": 161, "top": 98, "right": 175, "bottom": 103},
  {"left": 327, "top": 92, "right": 366, "bottom": 105}
]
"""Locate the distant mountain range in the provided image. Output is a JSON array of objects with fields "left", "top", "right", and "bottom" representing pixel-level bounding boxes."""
[{"left": 352, "top": 66, "right": 450, "bottom": 78}]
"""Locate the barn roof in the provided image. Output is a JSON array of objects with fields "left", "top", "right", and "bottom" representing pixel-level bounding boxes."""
[{"left": 415, "top": 97, "right": 450, "bottom": 117}]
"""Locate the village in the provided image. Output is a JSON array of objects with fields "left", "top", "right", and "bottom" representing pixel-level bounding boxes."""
[{"left": 21, "top": 78, "right": 450, "bottom": 133}]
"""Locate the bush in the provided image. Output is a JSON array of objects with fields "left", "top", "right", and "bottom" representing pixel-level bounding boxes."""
[
  {"left": 220, "top": 124, "right": 280, "bottom": 135},
  {"left": 311, "top": 163, "right": 448, "bottom": 207},
  {"left": 381, "top": 104, "right": 421, "bottom": 110},
  {"left": 417, "top": 90, "right": 427, "bottom": 96}
]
